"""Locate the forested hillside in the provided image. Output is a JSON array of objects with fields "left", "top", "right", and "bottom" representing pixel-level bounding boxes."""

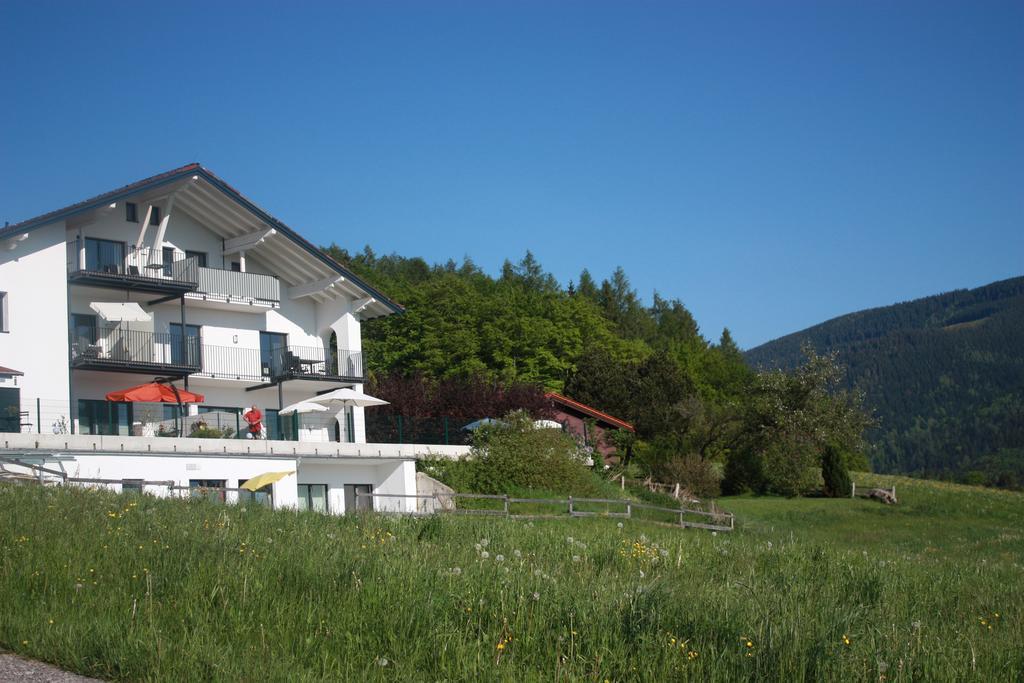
[
  {"left": 324, "top": 245, "right": 869, "bottom": 498},
  {"left": 746, "top": 277, "right": 1024, "bottom": 488}
]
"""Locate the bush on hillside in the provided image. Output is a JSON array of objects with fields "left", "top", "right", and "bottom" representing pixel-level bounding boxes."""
[
  {"left": 657, "top": 454, "right": 722, "bottom": 498},
  {"left": 821, "top": 443, "right": 853, "bottom": 497},
  {"left": 421, "top": 410, "right": 605, "bottom": 497}
]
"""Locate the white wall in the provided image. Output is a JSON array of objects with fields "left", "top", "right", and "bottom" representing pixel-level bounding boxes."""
[
  {"left": 297, "top": 459, "right": 417, "bottom": 514},
  {"left": 61, "top": 453, "right": 300, "bottom": 508},
  {"left": 0, "top": 221, "right": 71, "bottom": 417}
]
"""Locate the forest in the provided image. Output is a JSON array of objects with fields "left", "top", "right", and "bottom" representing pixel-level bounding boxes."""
[
  {"left": 746, "top": 276, "right": 1024, "bottom": 489},
  {"left": 324, "top": 245, "right": 869, "bottom": 497}
]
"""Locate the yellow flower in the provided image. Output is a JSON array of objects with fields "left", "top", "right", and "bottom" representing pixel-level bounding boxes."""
[
  {"left": 746, "top": 641, "right": 753, "bottom": 648},
  {"left": 496, "top": 642, "right": 505, "bottom": 651}
]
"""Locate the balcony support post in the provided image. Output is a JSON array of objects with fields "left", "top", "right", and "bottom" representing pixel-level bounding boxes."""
[
  {"left": 180, "top": 295, "right": 189, "bottom": 391},
  {"left": 136, "top": 204, "right": 153, "bottom": 249}
]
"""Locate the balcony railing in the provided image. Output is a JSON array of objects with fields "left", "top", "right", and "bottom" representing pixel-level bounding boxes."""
[
  {"left": 67, "top": 240, "right": 281, "bottom": 304},
  {"left": 67, "top": 241, "right": 199, "bottom": 290},
  {"left": 197, "top": 345, "right": 364, "bottom": 382},
  {"left": 70, "top": 325, "right": 202, "bottom": 372},
  {"left": 193, "top": 266, "right": 280, "bottom": 304}
]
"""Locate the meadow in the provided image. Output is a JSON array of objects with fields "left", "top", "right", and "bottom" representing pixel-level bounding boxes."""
[{"left": 1, "top": 473, "right": 1021, "bottom": 681}]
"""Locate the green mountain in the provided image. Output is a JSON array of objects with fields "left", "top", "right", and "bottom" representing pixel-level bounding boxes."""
[{"left": 745, "top": 276, "right": 1024, "bottom": 488}]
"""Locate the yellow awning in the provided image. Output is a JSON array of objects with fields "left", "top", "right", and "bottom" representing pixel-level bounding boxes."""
[{"left": 240, "top": 471, "right": 294, "bottom": 491}]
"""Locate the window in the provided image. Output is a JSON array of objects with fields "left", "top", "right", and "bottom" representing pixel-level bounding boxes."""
[
  {"left": 162, "top": 246, "right": 175, "bottom": 277},
  {"left": 169, "top": 323, "right": 201, "bottom": 367},
  {"left": 122, "top": 479, "right": 144, "bottom": 494},
  {"left": 297, "top": 484, "right": 328, "bottom": 513},
  {"left": 0, "top": 292, "right": 7, "bottom": 332},
  {"left": 84, "top": 237, "right": 125, "bottom": 273},
  {"left": 184, "top": 250, "right": 208, "bottom": 267},
  {"left": 259, "top": 331, "right": 288, "bottom": 379},
  {"left": 78, "top": 399, "right": 130, "bottom": 436},
  {"left": 189, "top": 479, "right": 226, "bottom": 502},
  {"left": 70, "top": 313, "right": 97, "bottom": 346},
  {"left": 230, "top": 261, "right": 241, "bottom": 272},
  {"left": 237, "top": 479, "right": 272, "bottom": 507},
  {"left": 125, "top": 202, "right": 138, "bottom": 223},
  {"left": 344, "top": 484, "right": 373, "bottom": 513},
  {"left": 150, "top": 206, "right": 161, "bottom": 226},
  {"left": 265, "top": 408, "right": 296, "bottom": 441},
  {"left": 0, "top": 387, "right": 21, "bottom": 433}
]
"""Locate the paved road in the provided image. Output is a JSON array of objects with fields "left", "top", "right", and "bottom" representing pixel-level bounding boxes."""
[{"left": 0, "top": 653, "right": 103, "bottom": 682}]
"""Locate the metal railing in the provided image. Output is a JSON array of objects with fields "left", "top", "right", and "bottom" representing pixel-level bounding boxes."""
[
  {"left": 197, "top": 344, "right": 364, "bottom": 382},
  {"left": 355, "top": 491, "right": 735, "bottom": 532},
  {"left": 70, "top": 325, "right": 201, "bottom": 370},
  {"left": 67, "top": 240, "right": 200, "bottom": 285},
  {"left": 193, "top": 266, "right": 281, "bottom": 304}
]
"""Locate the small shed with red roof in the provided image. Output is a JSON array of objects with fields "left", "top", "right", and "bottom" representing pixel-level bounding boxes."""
[{"left": 545, "top": 392, "right": 634, "bottom": 461}]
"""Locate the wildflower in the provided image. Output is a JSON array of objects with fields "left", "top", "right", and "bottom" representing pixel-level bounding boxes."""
[
  {"left": 572, "top": 555, "right": 581, "bottom": 562},
  {"left": 746, "top": 641, "right": 753, "bottom": 648},
  {"left": 842, "top": 635, "right": 851, "bottom": 646},
  {"left": 712, "top": 531, "right": 717, "bottom": 537},
  {"left": 451, "top": 567, "right": 462, "bottom": 576},
  {"left": 532, "top": 592, "right": 540, "bottom": 601},
  {"left": 480, "top": 538, "right": 490, "bottom": 547},
  {"left": 534, "top": 569, "right": 543, "bottom": 577},
  {"left": 496, "top": 641, "right": 505, "bottom": 651},
  {"left": 566, "top": 536, "right": 574, "bottom": 544},
  {"left": 74, "top": 583, "right": 84, "bottom": 591},
  {"left": 659, "top": 549, "right": 669, "bottom": 557},
  {"left": 481, "top": 551, "right": 490, "bottom": 560},
  {"left": 474, "top": 543, "right": 482, "bottom": 551},
  {"left": 617, "top": 522, "right": 623, "bottom": 529},
  {"left": 495, "top": 554, "right": 505, "bottom": 562},
  {"left": 377, "top": 657, "right": 389, "bottom": 667},
  {"left": 513, "top": 549, "right": 522, "bottom": 558}
]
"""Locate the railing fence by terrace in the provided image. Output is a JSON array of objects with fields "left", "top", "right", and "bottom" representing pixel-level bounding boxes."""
[{"left": 356, "top": 491, "right": 735, "bottom": 532}]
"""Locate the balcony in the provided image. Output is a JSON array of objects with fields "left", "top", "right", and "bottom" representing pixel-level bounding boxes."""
[
  {"left": 197, "top": 345, "right": 364, "bottom": 383},
  {"left": 67, "top": 239, "right": 281, "bottom": 305},
  {"left": 70, "top": 325, "right": 201, "bottom": 376},
  {"left": 67, "top": 241, "right": 199, "bottom": 295},
  {"left": 188, "top": 266, "right": 280, "bottom": 307}
]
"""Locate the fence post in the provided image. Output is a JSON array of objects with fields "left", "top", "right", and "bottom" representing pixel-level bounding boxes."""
[
  {"left": 851, "top": 482, "right": 856, "bottom": 498},
  {"left": 36, "top": 398, "right": 41, "bottom": 434},
  {"left": 621, "top": 475, "right": 625, "bottom": 490},
  {"left": 503, "top": 494, "right": 509, "bottom": 517},
  {"left": 626, "top": 503, "right": 632, "bottom": 519},
  {"left": 678, "top": 510, "right": 684, "bottom": 527},
  {"left": 673, "top": 482, "right": 680, "bottom": 499},
  {"left": 730, "top": 514, "right": 734, "bottom": 531},
  {"left": 568, "top": 496, "right": 574, "bottom": 515}
]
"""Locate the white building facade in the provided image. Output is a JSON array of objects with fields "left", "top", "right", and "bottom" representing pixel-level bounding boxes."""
[{"left": 0, "top": 164, "right": 466, "bottom": 513}]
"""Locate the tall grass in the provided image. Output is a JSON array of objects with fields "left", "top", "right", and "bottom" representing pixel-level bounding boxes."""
[{"left": 1, "top": 475, "right": 1022, "bottom": 681}]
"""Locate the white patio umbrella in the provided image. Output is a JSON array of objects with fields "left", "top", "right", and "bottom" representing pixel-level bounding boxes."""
[
  {"left": 533, "top": 419, "right": 564, "bottom": 430},
  {"left": 462, "top": 418, "right": 499, "bottom": 431},
  {"left": 310, "top": 387, "right": 390, "bottom": 408},
  {"left": 279, "top": 400, "right": 330, "bottom": 416}
]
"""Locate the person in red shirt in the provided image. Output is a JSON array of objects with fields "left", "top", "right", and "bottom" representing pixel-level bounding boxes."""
[{"left": 243, "top": 404, "right": 263, "bottom": 439}]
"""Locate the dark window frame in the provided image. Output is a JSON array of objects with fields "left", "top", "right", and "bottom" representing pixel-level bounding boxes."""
[
  {"left": 125, "top": 202, "right": 138, "bottom": 223},
  {"left": 0, "top": 291, "right": 7, "bottom": 332},
  {"left": 184, "top": 250, "right": 208, "bottom": 267},
  {"left": 150, "top": 206, "right": 161, "bottom": 226}
]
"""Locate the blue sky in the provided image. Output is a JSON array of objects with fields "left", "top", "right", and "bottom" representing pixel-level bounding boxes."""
[{"left": 2, "top": 1, "right": 1021, "bottom": 348}]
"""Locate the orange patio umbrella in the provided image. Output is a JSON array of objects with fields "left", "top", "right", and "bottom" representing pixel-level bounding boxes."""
[{"left": 106, "top": 382, "right": 205, "bottom": 404}]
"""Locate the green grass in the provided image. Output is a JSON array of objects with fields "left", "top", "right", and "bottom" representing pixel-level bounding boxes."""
[{"left": 1, "top": 474, "right": 1022, "bottom": 681}]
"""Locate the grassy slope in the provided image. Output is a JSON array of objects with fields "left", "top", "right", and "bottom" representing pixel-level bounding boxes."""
[{"left": 1, "top": 474, "right": 1022, "bottom": 682}]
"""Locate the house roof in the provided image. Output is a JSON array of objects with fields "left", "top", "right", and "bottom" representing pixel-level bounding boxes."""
[
  {"left": 545, "top": 392, "right": 635, "bottom": 432},
  {"left": 0, "top": 366, "right": 24, "bottom": 376},
  {"left": 0, "top": 164, "right": 403, "bottom": 318}
]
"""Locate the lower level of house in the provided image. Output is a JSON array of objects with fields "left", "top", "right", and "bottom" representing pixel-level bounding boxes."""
[{"left": 0, "top": 433, "right": 469, "bottom": 515}]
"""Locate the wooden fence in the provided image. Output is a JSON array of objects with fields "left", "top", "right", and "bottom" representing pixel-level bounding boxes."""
[
  {"left": 851, "top": 482, "right": 898, "bottom": 504},
  {"left": 356, "top": 491, "right": 735, "bottom": 532},
  {"left": 610, "top": 473, "right": 702, "bottom": 504}
]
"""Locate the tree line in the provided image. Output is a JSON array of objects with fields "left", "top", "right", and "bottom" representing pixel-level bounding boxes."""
[{"left": 326, "top": 245, "right": 871, "bottom": 496}]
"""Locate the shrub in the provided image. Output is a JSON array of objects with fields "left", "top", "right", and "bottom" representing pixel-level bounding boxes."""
[
  {"left": 423, "top": 410, "right": 604, "bottom": 497},
  {"left": 657, "top": 454, "right": 722, "bottom": 498},
  {"left": 821, "top": 443, "right": 853, "bottom": 497}
]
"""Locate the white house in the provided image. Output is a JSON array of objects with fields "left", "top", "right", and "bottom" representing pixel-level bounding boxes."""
[{"left": 0, "top": 163, "right": 466, "bottom": 512}]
